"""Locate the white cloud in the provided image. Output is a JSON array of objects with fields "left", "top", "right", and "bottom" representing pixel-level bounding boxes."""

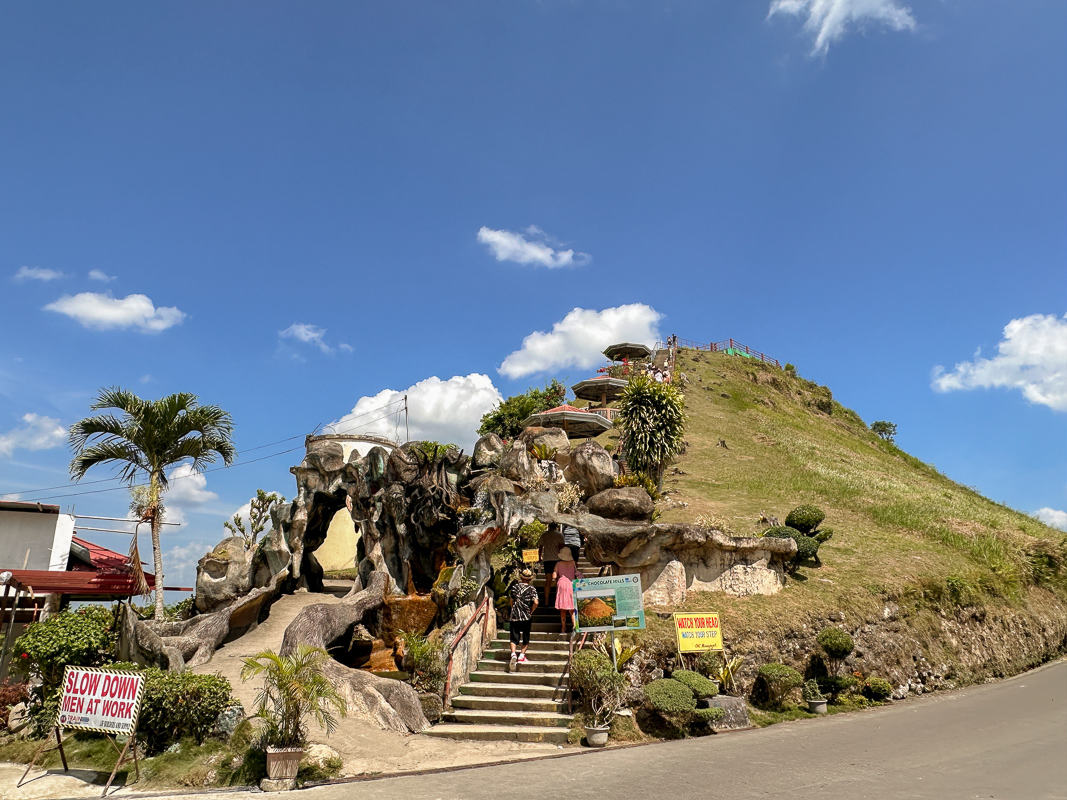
[
  {"left": 477, "top": 225, "right": 590, "bottom": 269},
  {"left": 769, "top": 0, "right": 917, "bottom": 56},
  {"left": 14, "top": 266, "right": 64, "bottom": 281},
  {"left": 339, "top": 343, "right": 354, "bottom": 353},
  {"left": 279, "top": 323, "right": 335, "bottom": 354},
  {"left": 325, "top": 373, "right": 503, "bottom": 452},
  {"left": 163, "top": 540, "right": 210, "bottom": 588},
  {"left": 499, "top": 304, "right": 663, "bottom": 379},
  {"left": 88, "top": 270, "right": 116, "bottom": 282},
  {"left": 1034, "top": 508, "right": 1067, "bottom": 531},
  {"left": 44, "top": 292, "right": 186, "bottom": 333},
  {"left": 160, "top": 464, "right": 218, "bottom": 524},
  {"left": 0, "top": 413, "right": 68, "bottom": 457},
  {"left": 932, "top": 313, "right": 1067, "bottom": 412},
  {"left": 1, "top": 494, "right": 20, "bottom": 501}
]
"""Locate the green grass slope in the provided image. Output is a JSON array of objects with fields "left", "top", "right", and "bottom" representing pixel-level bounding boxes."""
[{"left": 631, "top": 349, "right": 1066, "bottom": 684}]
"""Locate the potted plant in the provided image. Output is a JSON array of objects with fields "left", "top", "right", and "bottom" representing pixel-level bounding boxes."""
[
  {"left": 570, "top": 650, "right": 627, "bottom": 747},
  {"left": 803, "top": 679, "right": 827, "bottom": 714},
  {"left": 241, "top": 644, "right": 347, "bottom": 781}
]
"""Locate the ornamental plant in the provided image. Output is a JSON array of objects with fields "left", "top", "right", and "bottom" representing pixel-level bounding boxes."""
[
  {"left": 241, "top": 645, "right": 347, "bottom": 749},
  {"left": 670, "top": 670, "right": 719, "bottom": 699},
  {"left": 570, "top": 650, "right": 627, "bottom": 728},
  {"left": 785, "top": 505, "right": 825, "bottom": 535},
  {"left": 802, "top": 679, "right": 825, "bottom": 703},
  {"left": 755, "top": 663, "right": 803, "bottom": 708},
  {"left": 862, "top": 676, "right": 893, "bottom": 702},
  {"left": 617, "top": 374, "right": 686, "bottom": 490}
]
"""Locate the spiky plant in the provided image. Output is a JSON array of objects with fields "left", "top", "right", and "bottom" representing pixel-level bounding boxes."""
[
  {"left": 69, "top": 388, "right": 236, "bottom": 618},
  {"left": 240, "top": 645, "right": 347, "bottom": 749},
  {"left": 617, "top": 374, "right": 686, "bottom": 489}
]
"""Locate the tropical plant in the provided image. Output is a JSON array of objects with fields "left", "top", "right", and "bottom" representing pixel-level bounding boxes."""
[
  {"left": 803, "top": 679, "right": 825, "bottom": 703},
  {"left": 225, "top": 489, "right": 286, "bottom": 548},
  {"left": 871, "top": 420, "right": 897, "bottom": 443},
  {"left": 398, "top": 631, "right": 447, "bottom": 695},
  {"left": 613, "top": 471, "right": 660, "bottom": 502},
  {"left": 593, "top": 634, "right": 642, "bottom": 671},
  {"left": 530, "top": 442, "right": 557, "bottom": 461},
  {"left": 710, "top": 654, "right": 744, "bottom": 694},
  {"left": 240, "top": 645, "right": 347, "bottom": 749},
  {"left": 478, "top": 380, "right": 567, "bottom": 440},
  {"left": 557, "top": 481, "right": 584, "bottom": 512},
  {"left": 69, "top": 388, "right": 236, "bottom": 618},
  {"left": 616, "top": 374, "right": 686, "bottom": 489}
]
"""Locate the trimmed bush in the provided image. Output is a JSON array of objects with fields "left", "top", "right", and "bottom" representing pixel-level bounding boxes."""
[
  {"left": 818, "top": 675, "right": 858, "bottom": 700},
  {"left": 802, "top": 679, "right": 825, "bottom": 702},
  {"left": 762, "top": 525, "right": 797, "bottom": 541},
  {"left": 816, "top": 627, "right": 855, "bottom": 664},
  {"left": 644, "top": 679, "right": 697, "bottom": 714},
  {"left": 785, "top": 505, "right": 825, "bottom": 535},
  {"left": 862, "top": 676, "right": 893, "bottom": 702},
  {"left": 795, "top": 535, "right": 820, "bottom": 563},
  {"left": 756, "top": 663, "right": 803, "bottom": 707},
  {"left": 670, "top": 670, "right": 719, "bottom": 699},
  {"left": 813, "top": 527, "right": 834, "bottom": 544},
  {"left": 138, "top": 668, "right": 235, "bottom": 754},
  {"left": 694, "top": 706, "right": 725, "bottom": 723}
]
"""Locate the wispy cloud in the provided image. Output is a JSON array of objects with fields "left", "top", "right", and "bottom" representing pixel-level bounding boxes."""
[
  {"left": 279, "top": 322, "right": 334, "bottom": 354},
  {"left": 44, "top": 292, "right": 186, "bottom": 333},
  {"left": 0, "top": 413, "right": 68, "bottom": 457},
  {"left": 14, "top": 266, "right": 64, "bottom": 282},
  {"left": 88, "top": 269, "right": 117, "bottom": 282},
  {"left": 499, "top": 304, "right": 662, "bottom": 379},
  {"left": 0, "top": 494, "right": 21, "bottom": 502},
  {"left": 325, "top": 373, "right": 503, "bottom": 452},
  {"left": 932, "top": 313, "right": 1067, "bottom": 412},
  {"left": 769, "top": 0, "right": 917, "bottom": 56},
  {"left": 477, "top": 226, "right": 590, "bottom": 269}
]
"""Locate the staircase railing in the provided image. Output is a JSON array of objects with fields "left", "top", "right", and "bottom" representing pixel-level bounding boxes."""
[{"left": 442, "top": 590, "right": 492, "bottom": 703}]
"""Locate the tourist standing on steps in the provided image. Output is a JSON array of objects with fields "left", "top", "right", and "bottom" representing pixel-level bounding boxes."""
[
  {"left": 508, "top": 568, "right": 539, "bottom": 671},
  {"left": 539, "top": 523, "right": 565, "bottom": 607},
  {"left": 562, "top": 524, "right": 583, "bottom": 558},
  {"left": 552, "top": 547, "right": 582, "bottom": 633}
]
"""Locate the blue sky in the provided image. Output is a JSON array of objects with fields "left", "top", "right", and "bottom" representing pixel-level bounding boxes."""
[{"left": 1, "top": 0, "right": 1064, "bottom": 591}]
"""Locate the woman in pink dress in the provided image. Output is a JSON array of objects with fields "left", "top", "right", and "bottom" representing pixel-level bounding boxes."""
[{"left": 552, "top": 546, "right": 582, "bottom": 633}]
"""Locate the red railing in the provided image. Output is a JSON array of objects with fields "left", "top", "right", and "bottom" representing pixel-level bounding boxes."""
[
  {"left": 672, "top": 337, "right": 781, "bottom": 369},
  {"left": 443, "top": 591, "right": 492, "bottom": 702}
]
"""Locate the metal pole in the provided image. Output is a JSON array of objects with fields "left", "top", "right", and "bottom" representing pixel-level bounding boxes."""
[{"left": 404, "top": 395, "right": 409, "bottom": 443}]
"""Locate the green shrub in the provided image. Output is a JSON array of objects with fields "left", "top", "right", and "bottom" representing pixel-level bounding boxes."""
[
  {"left": 785, "top": 505, "right": 825, "bottom": 535},
  {"left": 694, "top": 706, "right": 724, "bottom": 723},
  {"left": 670, "top": 670, "right": 719, "bottom": 699},
  {"left": 818, "top": 674, "right": 858, "bottom": 700},
  {"left": 762, "top": 525, "right": 797, "bottom": 540},
  {"left": 816, "top": 627, "right": 855, "bottom": 668},
  {"left": 138, "top": 668, "right": 235, "bottom": 754},
  {"left": 569, "top": 651, "right": 616, "bottom": 696},
  {"left": 862, "top": 676, "right": 893, "bottom": 702},
  {"left": 644, "top": 679, "right": 697, "bottom": 714},
  {"left": 813, "top": 527, "right": 834, "bottom": 544},
  {"left": 398, "top": 631, "right": 446, "bottom": 695},
  {"left": 693, "top": 649, "right": 721, "bottom": 679},
  {"left": 15, "top": 607, "right": 118, "bottom": 734},
  {"left": 755, "top": 663, "right": 803, "bottom": 707},
  {"left": 802, "top": 679, "right": 825, "bottom": 702},
  {"left": 613, "top": 472, "right": 661, "bottom": 502},
  {"left": 795, "top": 535, "right": 820, "bottom": 563}
]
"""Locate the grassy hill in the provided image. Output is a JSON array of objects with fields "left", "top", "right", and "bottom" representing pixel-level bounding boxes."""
[{"left": 597, "top": 349, "right": 1067, "bottom": 688}]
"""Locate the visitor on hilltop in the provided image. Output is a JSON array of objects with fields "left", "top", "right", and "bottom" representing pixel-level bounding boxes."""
[
  {"left": 539, "top": 523, "right": 565, "bottom": 606},
  {"left": 508, "top": 568, "right": 539, "bottom": 671},
  {"left": 553, "top": 547, "right": 582, "bottom": 634}
]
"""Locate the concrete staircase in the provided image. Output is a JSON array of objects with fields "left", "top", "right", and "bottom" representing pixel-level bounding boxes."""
[{"left": 425, "top": 560, "right": 596, "bottom": 743}]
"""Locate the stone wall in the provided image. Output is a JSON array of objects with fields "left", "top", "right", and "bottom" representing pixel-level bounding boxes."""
[{"left": 442, "top": 595, "right": 497, "bottom": 705}]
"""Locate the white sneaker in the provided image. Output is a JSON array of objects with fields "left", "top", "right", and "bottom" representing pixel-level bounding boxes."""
[
  {"left": 518, "top": 654, "right": 529, "bottom": 664},
  {"left": 508, "top": 653, "right": 518, "bottom": 673}
]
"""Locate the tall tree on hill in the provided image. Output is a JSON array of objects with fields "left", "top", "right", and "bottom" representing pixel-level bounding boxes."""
[
  {"left": 617, "top": 374, "right": 686, "bottom": 490},
  {"left": 69, "top": 388, "right": 236, "bottom": 619}
]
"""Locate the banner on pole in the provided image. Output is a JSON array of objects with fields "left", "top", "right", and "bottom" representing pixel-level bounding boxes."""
[
  {"left": 673, "top": 612, "right": 724, "bottom": 652},
  {"left": 574, "top": 574, "right": 645, "bottom": 633},
  {"left": 58, "top": 667, "right": 145, "bottom": 736}
]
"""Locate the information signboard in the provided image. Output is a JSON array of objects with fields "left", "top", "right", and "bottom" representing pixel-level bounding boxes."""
[
  {"left": 673, "top": 612, "right": 724, "bottom": 653},
  {"left": 574, "top": 574, "right": 645, "bottom": 633},
  {"left": 522, "top": 549, "right": 540, "bottom": 563},
  {"left": 58, "top": 667, "right": 145, "bottom": 736}
]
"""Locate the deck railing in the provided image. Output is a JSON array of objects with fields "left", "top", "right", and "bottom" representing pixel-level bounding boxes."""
[{"left": 669, "top": 337, "right": 781, "bottom": 368}]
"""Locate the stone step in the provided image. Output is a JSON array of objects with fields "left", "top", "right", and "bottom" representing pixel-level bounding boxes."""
[
  {"left": 470, "top": 670, "right": 567, "bottom": 687},
  {"left": 451, "top": 695, "right": 567, "bottom": 713},
  {"left": 443, "top": 708, "right": 572, "bottom": 728},
  {"left": 476, "top": 658, "right": 568, "bottom": 673},
  {"left": 495, "top": 630, "right": 572, "bottom": 642},
  {"left": 459, "top": 681, "right": 568, "bottom": 699},
  {"left": 423, "top": 724, "right": 570, "bottom": 744},
  {"left": 485, "top": 644, "right": 570, "bottom": 658},
  {"left": 487, "top": 641, "right": 571, "bottom": 654}
]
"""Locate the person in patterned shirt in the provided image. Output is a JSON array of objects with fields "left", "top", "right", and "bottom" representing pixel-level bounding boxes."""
[{"left": 508, "top": 568, "right": 539, "bottom": 670}]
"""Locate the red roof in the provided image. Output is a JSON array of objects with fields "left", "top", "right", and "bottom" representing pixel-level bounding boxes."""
[
  {"left": 540, "top": 404, "right": 589, "bottom": 414},
  {"left": 8, "top": 569, "right": 157, "bottom": 596},
  {"left": 69, "top": 536, "right": 136, "bottom": 572}
]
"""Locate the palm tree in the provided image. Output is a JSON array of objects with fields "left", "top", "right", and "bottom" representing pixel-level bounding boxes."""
[
  {"left": 617, "top": 374, "right": 686, "bottom": 490},
  {"left": 69, "top": 388, "right": 236, "bottom": 619}
]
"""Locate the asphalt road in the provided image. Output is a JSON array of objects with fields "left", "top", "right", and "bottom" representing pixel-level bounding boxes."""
[{"left": 287, "top": 658, "right": 1066, "bottom": 800}]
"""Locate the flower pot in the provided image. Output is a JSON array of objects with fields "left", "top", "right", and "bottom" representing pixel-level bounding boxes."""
[
  {"left": 807, "top": 700, "right": 828, "bottom": 715},
  {"left": 266, "top": 746, "right": 304, "bottom": 780},
  {"left": 584, "top": 725, "right": 610, "bottom": 748}
]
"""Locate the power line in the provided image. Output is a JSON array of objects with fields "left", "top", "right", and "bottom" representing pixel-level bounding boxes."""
[{"left": 2, "top": 397, "right": 408, "bottom": 499}]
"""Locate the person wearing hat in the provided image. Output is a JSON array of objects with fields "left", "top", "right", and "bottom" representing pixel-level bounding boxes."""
[
  {"left": 552, "top": 546, "right": 583, "bottom": 633},
  {"left": 507, "top": 568, "right": 539, "bottom": 670}
]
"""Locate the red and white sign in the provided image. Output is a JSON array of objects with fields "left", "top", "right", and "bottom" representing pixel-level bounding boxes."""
[{"left": 58, "top": 667, "right": 145, "bottom": 736}]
